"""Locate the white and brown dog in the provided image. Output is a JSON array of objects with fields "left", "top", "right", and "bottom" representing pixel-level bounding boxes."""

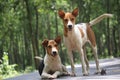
[
  {"left": 58, "top": 8, "right": 113, "bottom": 76},
  {"left": 39, "top": 36, "right": 70, "bottom": 79}
]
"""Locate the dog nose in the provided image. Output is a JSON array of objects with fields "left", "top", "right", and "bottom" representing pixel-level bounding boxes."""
[
  {"left": 52, "top": 51, "right": 57, "bottom": 55},
  {"left": 68, "top": 25, "right": 72, "bottom": 29}
]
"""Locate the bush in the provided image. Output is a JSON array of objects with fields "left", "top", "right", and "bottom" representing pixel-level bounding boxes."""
[{"left": 0, "top": 52, "right": 18, "bottom": 79}]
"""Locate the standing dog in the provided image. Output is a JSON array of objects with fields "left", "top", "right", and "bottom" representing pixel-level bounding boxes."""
[
  {"left": 40, "top": 36, "right": 69, "bottom": 79},
  {"left": 58, "top": 8, "right": 113, "bottom": 76}
]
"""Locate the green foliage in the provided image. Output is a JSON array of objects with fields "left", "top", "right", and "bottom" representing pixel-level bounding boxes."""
[
  {"left": 24, "top": 66, "right": 34, "bottom": 73},
  {"left": 0, "top": 52, "right": 18, "bottom": 79},
  {"left": 0, "top": 52, "right": 35, "bottom": 79},
  {"left": 0, "top": 0, "right": 120, "bottom": 75},
  {"left": 0, "top": 76, "right": 2, "bottom": 80}
]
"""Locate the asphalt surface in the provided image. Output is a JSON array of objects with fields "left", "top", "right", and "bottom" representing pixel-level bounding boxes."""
[{"left": 5, "top": 58, "right": 120, "bottom": 80}]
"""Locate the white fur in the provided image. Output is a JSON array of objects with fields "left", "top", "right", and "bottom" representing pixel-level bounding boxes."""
[
  {"left": 67, "top": 20, "right": 73, "bottom": 28},
  {"left": 64, "top": 23, "right": 88, "bottom": 50},
  {"left": 43, "top": 53, "right": 62, "bottom": 72},
  {"left": 89, "top": 13, "right": 113, "bottom": 26},
  {"left": 52, "top": 47, "right": 58, "bottom": 54}
]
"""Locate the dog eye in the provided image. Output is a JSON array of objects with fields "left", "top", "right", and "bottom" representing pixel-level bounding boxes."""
[
  {"left": 64, "top": 19, "right": 68, "bottom": 22},
  {"left": 71, "top": 18, "right": 74, "bottom": 21},
  {"left": 54, "top": 44, "right": 58, "bottom": 47},
  {"left": 47, "top": 45, "right": 52, "bottom": 48}
]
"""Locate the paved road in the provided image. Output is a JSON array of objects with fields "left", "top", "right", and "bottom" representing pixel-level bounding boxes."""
[{"left": 5, "top": 58, "right": 120, "bottom": 80}]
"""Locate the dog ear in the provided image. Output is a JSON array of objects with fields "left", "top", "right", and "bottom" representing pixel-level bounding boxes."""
[
  {"left": 72, "top": 8, "right": 79, "bottom": 17},
  {"left": 42, "top": 39, "right": 49, "bottom": 47},
  {"left": 55, "top": 36, "right": 61, "bottom": 44},
  {"left": 58, "top": 10, "right": 65, "bottom": 19}
]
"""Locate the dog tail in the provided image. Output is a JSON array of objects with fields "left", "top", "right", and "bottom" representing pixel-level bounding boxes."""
[
  {"left": 89, "top": 13, "right": 113, "bottom": 26},
  {"left": 34, "top": 56, "right": 43, "bottom": 61},
  {"left": 35, "top": 56, "right": 44, "bottom": 76}
]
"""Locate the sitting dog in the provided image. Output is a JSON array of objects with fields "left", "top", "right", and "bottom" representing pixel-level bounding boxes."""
[{"left": 39, "top": 36, "right": 70, "bottom": 79}]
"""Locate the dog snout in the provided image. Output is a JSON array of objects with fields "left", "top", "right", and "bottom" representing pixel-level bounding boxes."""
[
  {"left": 52, "top": 51, "right": 57, "bottom": 56},
  {"left": 68, "top": 25, "right": 72, "bottom": 29}
]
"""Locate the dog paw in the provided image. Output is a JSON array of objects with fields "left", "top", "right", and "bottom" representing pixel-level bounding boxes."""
[
  {"left": 63, "top": 72, "right": 71, "bottom": 76},
  {"left": 70, "top": 73, "right": 76, "bottom": 77},
  {"left": 83, "top": 73, "right": 89, "bottom": 76},
  {"left": 101, "top": 69, "right": 106, "bottom": 75},
  {"left": 51, "top": 75, "right": 58, "bottom": 79},
  {"left": 94, "top": 71, "right": 101, "bottom": 75},
  {"left": 48, "top": 76, "right": 57, "bottom": 79}
]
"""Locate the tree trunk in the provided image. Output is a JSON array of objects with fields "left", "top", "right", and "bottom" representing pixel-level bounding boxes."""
[
  {"left": 34, "top": 6, "right": 40, "bottom": 69},
  {"left": 106, "top": 0, "right": 112, "bottom": 56},
  {"left": 112, "top": 26, "right": 117, "bottom": 57},
  {"left": 9, "top": 30, "right": 15, "bottom": 64},
  {"left": 24, "top": 0, "right": 38, "bottom": 69},
  {"left": 55, "top": 11, "right": 58, "bottom": 36},
  {"left": 116, "top": 0, "right": 120, "bottom": 57},
  {"left": 13, "top": 37, "right": 21, "bottom": 66},
  {"left": 23, "top": 26, "right": 32, "bottom": 66},
  {"left": 47, "top": 14, "right": 51, "bottom": 39}
]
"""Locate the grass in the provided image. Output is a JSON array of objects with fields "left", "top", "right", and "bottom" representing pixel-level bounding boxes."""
[{"left": 0, "top": 52, "right": 35, "bottom": 79}]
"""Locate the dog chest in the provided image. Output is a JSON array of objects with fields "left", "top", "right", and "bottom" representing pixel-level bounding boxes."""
[
  {"left": 44, "top": 55, "right": 62, "bottom": 72},
  {"left": 64, "top": 23, "right": 88, "bottom": 50},
  {"left": 64, "top": 35, "right": 76, "bottom": 50}
]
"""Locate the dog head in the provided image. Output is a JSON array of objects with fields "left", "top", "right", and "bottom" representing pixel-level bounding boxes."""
[
  {"left": 58, "top": 8, "right": 79, "bottom": 31},
  {"left": 42, "top": 36, "right": 61, "bottom": 57}
]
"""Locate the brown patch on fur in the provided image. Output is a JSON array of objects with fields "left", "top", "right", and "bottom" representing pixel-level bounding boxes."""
[
  {"left": 42, "top": 39, "right": 49, "bottom": 47},
  {"left": 72, "top": 8, "right": 79, "bottom": 17},
  {"left": 64, "top": 26, "right": 68, "bottom": 37},
  {"left": 55, "top": 36, "right": 61, "bottom": 44},
  {"left": 86, "top": 24, "right": 96, "bottom": 47},
  {"left": 78, "top": 27, "right": 84, "bottom": 38},
  {"left": 58, "top": 10, "right": 65, "bottom": 19}
]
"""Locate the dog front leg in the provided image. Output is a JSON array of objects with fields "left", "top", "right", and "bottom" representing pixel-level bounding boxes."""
[
  {"left": 41, "top": 72, "right": 55, "bottom": 79},
  {"left": 78, "top": 48, "right": 88, "bottom": 76},
  {"left": 52, "top": 70, "right": 70, "bottom": 78},
  {"left": 67, "top": 50, "right": 76, "bottom": 76},
  {"left": 52, "top": 71, "right": 62, "bottom": 78}
]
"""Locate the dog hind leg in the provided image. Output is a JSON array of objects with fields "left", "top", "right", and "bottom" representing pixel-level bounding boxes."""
[
  {"left": 87, "top": 26, "right": 101, "bottom": 74},
  {"left": 83, "top": 45, "right": 89, "bottom": 73},
  {"left": 91, "top": 45, "right": 101, "bottom": 74}
]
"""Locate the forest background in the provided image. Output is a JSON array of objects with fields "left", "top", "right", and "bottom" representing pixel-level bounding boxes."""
[{"left": 0, "top": 0, "right": 120, "bottom": 78}]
